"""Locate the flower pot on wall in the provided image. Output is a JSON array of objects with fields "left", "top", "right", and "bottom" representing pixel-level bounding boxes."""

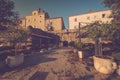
[
  {"left": 93, "top": 56, "right": 117, "bottom": 74},
  {"left": 6, "top": 54, "right": 24, "bottom": 67}
]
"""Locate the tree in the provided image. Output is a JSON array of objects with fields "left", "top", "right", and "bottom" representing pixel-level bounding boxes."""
[
  {"left": 0, "top": 0, "right": 18, "bottom": 28},
  {"left": 85, "top": 21, "right": 103, "bottom": 56},
  {"left": 103, "top": 0, "right": 120, "bottom": 45},
  {"left": 1, "top": 25, "right": 30, "bottom": 55},
  {"left": 0, "top": 0, "right": 30, "bottom": 55},
  {"left": 103, "top": 0, "right": 120, "bottom": 23},
  {"left": 85, "top": 20, "right": 120, "bottom": 56}
]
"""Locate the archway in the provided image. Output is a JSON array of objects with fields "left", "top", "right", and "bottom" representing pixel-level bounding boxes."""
[{"left": 63, "top": 41, "right": 68, "bottom": 47}]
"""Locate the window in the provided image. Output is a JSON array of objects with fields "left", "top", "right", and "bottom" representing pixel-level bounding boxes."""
[
  {"left": 94, "top": 16, "right": 96, "bottom": 19},
  {"left": 102, "top": 14, "right": 105, "bottom": 18},
  {"left": 74, "top": 18, "right": 77, "bottom": 22},
  {"left": 28, "top": 19, "right": 30, "bottom": 22},
  {"left": 34, "top": 12, "right": 36, "bottom": 15},
  {"left": 20, "top": 21, "right": 22, "bottom": 24},
  {"left": 87, "top": 17, "right": 90, "bottom": 20},
  {"left": 50, "top": 22, "right": 52, "bottom": 25},
  {"left": 74, "top": 26, "right": 77, "bottom": 29}
]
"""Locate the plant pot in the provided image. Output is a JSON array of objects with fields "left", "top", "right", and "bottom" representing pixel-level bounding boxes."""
[
  {"left": 93, "top": 56, "right": 117, "bottom": 74},
  {"left": 6, "top": 54, "right": 24, "bottom": 67},
  {"left": 78, "top": 50, "right": 90, "bottom": 59}
]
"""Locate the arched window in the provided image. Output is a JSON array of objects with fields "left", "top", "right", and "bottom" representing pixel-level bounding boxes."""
[{"left": 34, "top": 12, "right": 36, "bottom": 15}]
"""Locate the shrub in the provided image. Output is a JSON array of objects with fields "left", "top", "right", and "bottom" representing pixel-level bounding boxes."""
[
  {"left": 74, "top": 42, "right": 94, "bottom": 51},
  {"left": 112, "top": 53, "right": 120, "bottom": 61},
  {"left": 69, "top": 41, "right": 75, "bottom": 47},
  {"left": 0, "top": 51, "right": 11, "bottom": 61}
]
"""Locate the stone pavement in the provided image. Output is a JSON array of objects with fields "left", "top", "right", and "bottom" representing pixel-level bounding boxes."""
[{"left": 0, "top": 47, "right": 120, "bottom": 80}]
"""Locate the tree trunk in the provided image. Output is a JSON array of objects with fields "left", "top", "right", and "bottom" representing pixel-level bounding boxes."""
[
  {"left": 95, "top": 38, "right": 99, "bottom": 56},
  {"left": 14, "top": 43, "right": 17, "bottom": 56},
  {"left": 99, "top": 43, "right": 103, "bottom": 56}
]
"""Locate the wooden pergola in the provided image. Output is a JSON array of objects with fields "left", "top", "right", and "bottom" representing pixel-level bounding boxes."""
[{"left": 30, "top": 28, "right": 59, "bottom": 51}]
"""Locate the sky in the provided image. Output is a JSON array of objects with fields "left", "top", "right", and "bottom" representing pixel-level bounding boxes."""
[{"left": 12, "top": 0, "right": 108, "bottom": 28}]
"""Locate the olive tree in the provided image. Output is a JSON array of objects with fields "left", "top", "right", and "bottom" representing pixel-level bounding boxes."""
[
  {"left": 84, "top": 21, "right": 103, "bottom": 56},
  {"left": 1, "top": 26, "right": 30, "bottom": 55},
  {"left": 0, "top": 0, "right": 30, "bottom": 55}
]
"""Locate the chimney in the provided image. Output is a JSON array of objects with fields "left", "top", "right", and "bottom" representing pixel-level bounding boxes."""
[{"left": 87, "top": 9, "right": 93, "bottom": 13}]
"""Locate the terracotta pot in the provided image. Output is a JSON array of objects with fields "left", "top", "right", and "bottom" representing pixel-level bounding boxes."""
[{"left": 93, "top": 56, "right": 117, "bottom": 74}]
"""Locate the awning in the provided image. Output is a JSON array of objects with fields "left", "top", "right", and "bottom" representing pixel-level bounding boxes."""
[{"left": 31, "top": 33, "right": 52, "bottom": 39}]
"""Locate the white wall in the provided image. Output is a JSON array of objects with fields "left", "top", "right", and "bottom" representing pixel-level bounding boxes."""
[{"left": 69, "top": 10, "right": 112, "bottom": 29}]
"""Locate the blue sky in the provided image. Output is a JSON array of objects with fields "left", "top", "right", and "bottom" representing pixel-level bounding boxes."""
[{"left": 12, "top": 0, "right": 108, "bottom": 28}]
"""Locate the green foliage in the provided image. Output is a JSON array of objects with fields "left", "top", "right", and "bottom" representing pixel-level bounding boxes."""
[
  {"left": 103, "top": 0, "right": 120, "bottom": 45},
  {"left": 0, "top": 51, "right": 11, "bottom": 61},
  {"left": 84, "top": 21, "right": 102, "bottom": 40},
  {"left": 0, "top": 0, "right": 18, "bottom": 25},
  {"left": 74, "top": 42, "right": 94, "bottom": 51},
  {"left": 0, "top": 25, "right": 30, "bottom": 55},
  {"left": 112, "top": 53, "right": 120, "bottom": 60},
  {"left": 103, "top": 0, "right": 120, "bottom": 23},
  {"left": 69, "top": 41, "right": 75, "bottom": 47},
  {"left": 84, "top": 20, "right": 120, "bottom": 55},
  {"left": 84, "top": 21, "right": 108, "bottom": 55},
  {"left": 1, "top": 26, "right": 30, "bottom": 44},
  {"left": 101, "top": 23, "right": 120, "bottom": 45}
]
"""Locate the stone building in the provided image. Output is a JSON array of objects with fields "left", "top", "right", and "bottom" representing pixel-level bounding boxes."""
[
  {"left": 19, "top": 8, "right": 65, "bottom": 31},
  {"left": 54, "top": 9, "right": 113, "bottom": 44},
  {"left": 68, "top": 9, "right": 112, "bottom": 29},
  {"left": 19, "top": 9, "right": 113, "bottom": 45},
  {"left": 46, "top": 17, "right": 65, "bottom": 31}
]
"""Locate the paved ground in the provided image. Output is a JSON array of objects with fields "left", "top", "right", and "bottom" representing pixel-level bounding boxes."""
[{"left": 0, "top": 47, "right": 120, "bottom": 80}]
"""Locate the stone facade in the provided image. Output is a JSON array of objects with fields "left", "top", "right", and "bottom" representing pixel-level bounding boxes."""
[
  {"left": 19, "top": 9, "right": 113, "bottom": 43},
  {"left": 69, "top": 9, "right": 112, "bottom": 29},
  {"left": 51, "top": 29, "right": 82, "bottom": 43},
  {"left": 19, "top": 8, "right": 65, "bottom": 31},
  {"left": 51, "top": 29, "right": 93, "bottom": 44},
  {"left": 46, "top": 17, "right": 65, "bottom": 31}
]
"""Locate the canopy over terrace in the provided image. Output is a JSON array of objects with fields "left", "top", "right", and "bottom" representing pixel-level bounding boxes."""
[{"left": 30, "top": 27, "right": 60, "bottom": 51}]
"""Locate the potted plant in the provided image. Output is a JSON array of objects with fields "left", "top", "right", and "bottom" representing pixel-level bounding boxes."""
[
  {"left": 74, "top": 42, "right": 93, "bottom": 59},
  {"left": 84, "top": 21, "right": 118, "bottom": 74},
  {"left": 3, "top": 26, "right": 30, "bottom": 67}
]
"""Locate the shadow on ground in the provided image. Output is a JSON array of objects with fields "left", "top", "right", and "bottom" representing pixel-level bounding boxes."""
[
  {"left": 75, "top": 73, "right": 120, "bottom": 80},
  {"left": 29, "top": 71, "right": 49, "bottom": 80},
  {"left": 0, "top": 52, "right": 57, "bottom": 74}
]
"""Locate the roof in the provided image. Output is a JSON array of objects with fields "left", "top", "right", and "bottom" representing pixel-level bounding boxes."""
[
  {"left": 30, "top": 28, "right": 59, "bottom": 40},
  {"left": 69, "top": 9, "right": 111, "bottom": 18},
  {"left": 46, "top": 17, "right": 63, "bottom": 20}
]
